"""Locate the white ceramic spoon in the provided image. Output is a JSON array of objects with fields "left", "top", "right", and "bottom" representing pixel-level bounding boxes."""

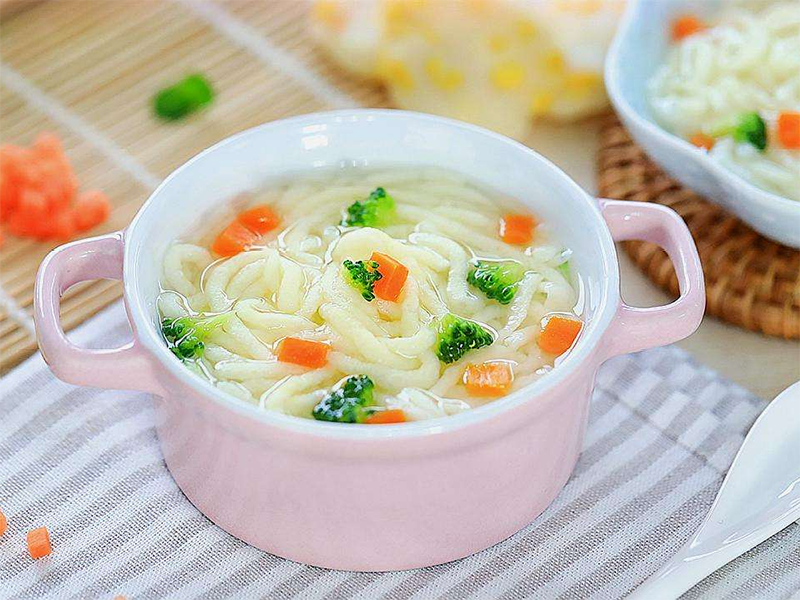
[{"left": 630, "top": 380, "right": 800, "bottom": 599}]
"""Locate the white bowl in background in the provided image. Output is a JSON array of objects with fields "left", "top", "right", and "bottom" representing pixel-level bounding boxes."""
[{"left": 605, "top": 0, "right": 800, "bottom": 249}]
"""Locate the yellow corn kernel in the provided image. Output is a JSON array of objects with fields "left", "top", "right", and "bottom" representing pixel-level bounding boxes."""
[
  {"left": 385, "top": 0, "right": 423, "bottom": 36},
  {"left": 465, "top": 0, "right": 490, "bottom": 14},
  {"left": 541, "top": 50, "right": 566, "bottom": 75},
  {"left": 516, "top": 19, "right": 538, "bottom": 40},
  {"left": 530, "top": 91, "right": 555, "bottom": 115},
  {"left": 555, "top": 0, "right": 603, "bottom": 14},
  {"left": 564, "top": 71, "right": 601, "bottom": 98},
  {"left": 312, "top": 0, "right": 345, "bottom": 31},
  {"left": 377, "top": 56, "right": 415, "bottom": 90},
  {"left": 488, "top": 33, "right": 510, "bottom": 54},
  {"left": 425, "top": 58, "right": 464, "bottom": 91},
  {"left": 491, "top": 61, "right": 525, "bottom": 91}
]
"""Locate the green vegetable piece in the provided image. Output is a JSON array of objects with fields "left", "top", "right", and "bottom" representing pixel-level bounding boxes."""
[
  {"left": 312, "top": 375, "right": 376, "bottom": 423},
  {"left": 467, "top": 260, "right": 526, "bottom": 305},
  {"left": 709, "top": 112, "right": 767, "bottom": 152},
  {"left": 342, "top": 187, "right": 396, "bottom": 228},
  {"left": 557, "top": 261, "right": 571, "bottom": 280},
  {"left": 343, "top": 259, "right": 383, "bottom": 301},
  {"left": 435, "top": 313, "right": 494, "bottom": 364},
  {"left": 161, "top": 312, "right": 232, "bottom": 360},
  {"left": 154, "top": 74, "right": 215, "bottom": 121}
]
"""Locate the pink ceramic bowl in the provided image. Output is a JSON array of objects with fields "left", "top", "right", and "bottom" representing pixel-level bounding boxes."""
[{"left": 34, "top": 110, "right": 704, "bottom": 571}]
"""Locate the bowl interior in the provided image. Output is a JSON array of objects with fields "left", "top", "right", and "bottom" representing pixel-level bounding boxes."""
[
  {"left": 608, "top": 0, "right": 722, "bottom": 126},
  {"left": 125, "top": 110, "right": 619, "bottom": 434}
]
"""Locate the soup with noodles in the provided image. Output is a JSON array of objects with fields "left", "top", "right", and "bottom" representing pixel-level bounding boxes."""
[{"left": 157, "top": 168, "right": 583, "bottom": 424}]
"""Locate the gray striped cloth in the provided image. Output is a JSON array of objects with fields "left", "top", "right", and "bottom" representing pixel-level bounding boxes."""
[{"left": 1, "top": 302, "right": 798, "bottom": 600}]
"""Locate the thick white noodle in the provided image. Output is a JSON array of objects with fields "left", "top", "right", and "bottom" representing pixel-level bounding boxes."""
[
  {"left": 648, "top": 2, "right": 800, "bottom": 200},
  {"left": 158, "top": 168, "right": 579, "bottom": 419}
]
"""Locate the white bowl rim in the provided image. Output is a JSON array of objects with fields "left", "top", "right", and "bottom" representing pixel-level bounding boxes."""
[
  {"left": 605, "top": 0, "right": 800, "bottom": 214},
  {"left": 125, "top": 109, "right": 620, "bottom": 440}
]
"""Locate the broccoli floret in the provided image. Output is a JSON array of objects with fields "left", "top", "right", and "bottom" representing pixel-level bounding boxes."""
[
  {"left": 343, "top": 259, "right": 383, "bottom": 301},
  {"left": 161, "top": 312, "right": 232, "bottom": 360},
  {"left": 341, "top": 187, "right": 396, "bottom": 227},
  {"left": 467, "top": 260, "right": 526, "bottom": 305},
  {"left": 435, "top": 313, "right": 494, "bottom": 364},
  {"left": 153, "top": 74, "right": 215, "bottom": 121},
  {"left": 312, "top": 375, "right": 376, "bottom": 423},
  {"left": 710, "top": 112, "right": 767, "bottom": 152}
]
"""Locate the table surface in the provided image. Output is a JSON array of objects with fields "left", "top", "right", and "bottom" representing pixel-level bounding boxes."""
[{"left": 525, "top": 118, "right": 800, "bottom": 401}]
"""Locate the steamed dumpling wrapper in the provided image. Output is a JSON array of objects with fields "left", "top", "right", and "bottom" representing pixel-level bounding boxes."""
[{"left": 310, "top": 0, "right": 624, "bottom": 139}]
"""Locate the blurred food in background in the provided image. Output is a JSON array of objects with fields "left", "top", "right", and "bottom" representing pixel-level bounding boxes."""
[
  {"left": 648, "top": 3, "right": 800, "bottom": 201},
  {"left": 310, "top": 0, "right": 624, "bottom": 139}
]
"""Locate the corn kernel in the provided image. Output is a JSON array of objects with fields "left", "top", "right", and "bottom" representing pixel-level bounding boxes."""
[
  {"left": 385, "top": 0, "right": 411, "bottom": 36},
  {"left": 490, "top": 61, "right": 525, "bottom": 91},
  {"left": 312, "top": 0, "right": 345, "bottom": 31},
  {"left": 541, "top": 50, "right": 566, "bottom": 75},
  {"left": 530, "top": 91, "right": 555, "bottom": 115},
  {"left": 465, "top": 0, "right": 490, "bottom": 14},
  {"left": 564, "top": 71, "right": 601, "bottom": 98},
  {"left": 555, "top": 0, "right": 603, "bottom": 13},
  {"left": 516, "top": 20, "right": 538, "bottom": 40},
  {"left": 377, "top": 56, "right": 415, "bottom": 90},
  {"left": 425, "top": 58, "right": 464, "bottom": 91},
  {"left": 488, "top": 34, "right": 510, "bottom": 53}
]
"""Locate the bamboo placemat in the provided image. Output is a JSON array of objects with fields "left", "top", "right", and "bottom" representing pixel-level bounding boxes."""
[
  {"left": 0, "top": 0, "right": 390, "bottom": 372},
  {"left": 598, "top": 115, "right": 800, "bottom": 340}
]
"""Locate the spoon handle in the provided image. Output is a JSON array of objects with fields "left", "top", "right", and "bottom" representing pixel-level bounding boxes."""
[
  {"left": 627, "top": 546, "right": 728, "bottom": 600},
  {"left": 629, "top": 503, "right": 800, "bottom": 600}
]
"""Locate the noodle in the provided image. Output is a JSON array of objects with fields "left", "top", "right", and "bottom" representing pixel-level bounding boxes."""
[
  {"left": 158, "top": 167, "right": 579, "bottom": 420},
  {"left": 647, "top": 2, "right": 800, "bottom": 200}
]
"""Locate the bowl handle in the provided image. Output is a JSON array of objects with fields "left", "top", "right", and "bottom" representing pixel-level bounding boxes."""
[
  {"left": 597, "top": 199, "right": 705, "bottom": 362},
  {"left": 34, "top": 231, "right": 161, "bottom": 394}
]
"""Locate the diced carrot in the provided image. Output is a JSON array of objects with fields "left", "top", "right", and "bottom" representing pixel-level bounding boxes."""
[
  {"left": 6, "top": 189, "right": 48, "bottom": 237},
  {"left": 72, "top": 190, "right": 111, "bottom": 232},
  {"left": 27, "top": 527, "right": 51, "bottom": 559},
  {"left": 538, "top": 315, "right": 583, "bottom": 356},
  {"left": 211, "top": 220, "right": 260, "bottom": 257},
  {"left": 364, "top": 409, "right": 406, "bottom": 424},
  {"left": 0, "top": 146, "right": 28, "bottom": 220},
  {"left": 237, "top": 205, "right": 280, "bottom": 235},
  {"left": 33, "top": 132, "right": 64, "bottom": 159},
  {"left": 0, "top": 508, "right": 6, "bottom": 536},
  {"left": 689, "top": 133, "right": 715, "bottom": 151},
  {"left": 277, "top": 337, "right": 330, "bottom": 369},
  {"left": 370, "top": 252, "right": 409, "bottom": 302},
  {"left": 671, "top": 14, "right": 706, "bottom": 41},
  {"left": 499, "top": 214, "right": 536, "bottom": 245},
  {"left": 0, "top": 133, "right": 107, "bottom": 242},
  {"left": 31, "top": 209, "right": 76, "bottom": 241},
  {"left": 777, "top": 111, "right": 800, "bottom": 149},
  {"left": 464, "top": 362, "right": 514, "bottom": 397}
]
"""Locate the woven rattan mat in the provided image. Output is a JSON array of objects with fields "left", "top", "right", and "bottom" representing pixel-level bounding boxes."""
[
  {"left": 0, "top": 0, "right": 390, "bottom": 372},
  {"left": 598, "top": 115, "right": 800, "bottom": 339}
]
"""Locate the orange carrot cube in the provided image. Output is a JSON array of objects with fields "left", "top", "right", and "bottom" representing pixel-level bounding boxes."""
[
  {"left": 237, "top": 205, "right": 280, "bottom": 235},
  {"left": 364, "top": 409, "right": 406, "bottom": 424},
  {"left": 464, "top": 362, "right": 514, "bottom": 397},
  {"left": 27, "top": 527, "right": 51, "bottom": 559},
  {"left": 277, "top": 337, "right": 330, "bottom": 369},
  {"left": 211, "top": 220, "right": 260, "bottom": 257},
  {"left": 671, "top": 14, "right": 706, "bottom": 41},
  {"left": 370, "top": 252, "right": 409, "bottom": 302},
  {"left": 538, "top": 315, "right": 583, "bottom": 356},
  {"left": 499, "top": 214, "right": 536, "bottom": 245}
]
